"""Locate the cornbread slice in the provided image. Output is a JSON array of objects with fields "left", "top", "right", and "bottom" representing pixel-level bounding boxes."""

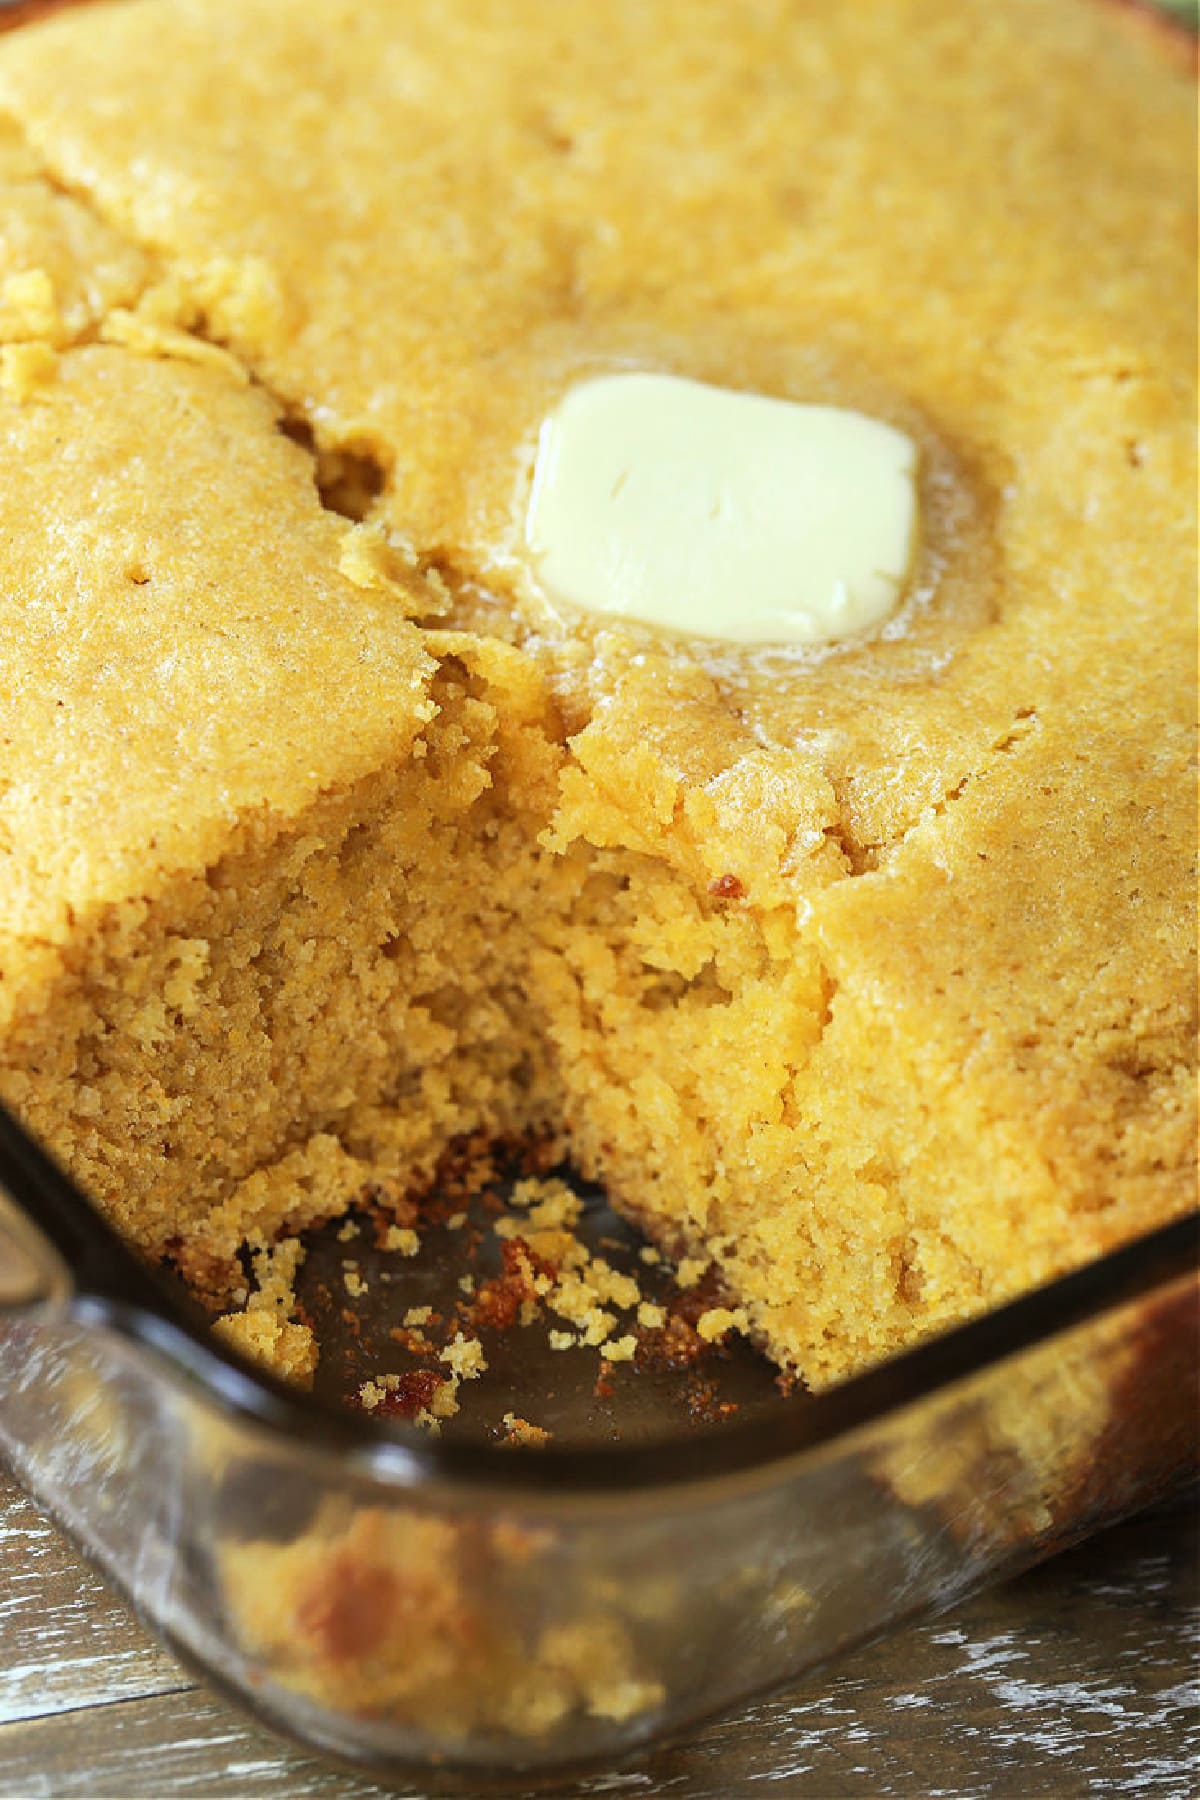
[
  {"left": 0, "top": 342, "right": 566, "bottom": 1295},
  {"left": 0, "top": 0, "right": 1194, "bottom": 1386}
]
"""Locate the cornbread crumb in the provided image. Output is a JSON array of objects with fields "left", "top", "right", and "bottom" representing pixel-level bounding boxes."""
[
  {"left": 695, "top": 1306, "right": 750, "bottom": 1344},
  {"left": 336, "top": 1219, "right": 360, "bottom": 1243},
  {"left": 343, "top": 1263, "right": 366, "bottom": 1299},
  {"left": 548, "top": 1330, "right": 575, "bottom": 1352},
  {"left": 637, "top": 1302, "right": 667, "bottom": 1330},
  {"left": 382, "top": 1226, "right": 420, "bottom": 1257},
  {"left": 357, "top": 1368, "right": 461, "bottom": 1431},
  {"left": 0, "top": 265, "right": 58, "bottom": 339},
  {"left": 0, "top": 339, "right": 55, "bottom": 400},
  {"left": 99, "top": 306, "right": 249, "bottom": 381},
  {"left": 215, "top": 1310, "right": 318, "bottom": 1385},
  {"left": 501, "top": 1412, "right": 553, "bottom": 1448},
  {"left": 675, "top": 1259, "right": 710, "bottom": 1291},
  {"left": 440, "top": 1332, "right": 488, "bottom": 1380},
  {"left": 403, "top": 1305, "right": 433, "bottom": 1327},
  {"left": 337, "top": 521, "right": 391, "bottom": 591}
]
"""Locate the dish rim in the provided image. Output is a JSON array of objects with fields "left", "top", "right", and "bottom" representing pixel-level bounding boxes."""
[{"left": 3, "top": 1100, "right": 1195, "bottom": 1503}]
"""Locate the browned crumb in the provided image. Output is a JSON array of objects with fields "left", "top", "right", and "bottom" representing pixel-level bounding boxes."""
[
  {"left": 500, "top": 1412, "right": 553, "bottom": 1448},
  {"left": 356, "top": 1367, "right": 467, "bottom": 1432}
]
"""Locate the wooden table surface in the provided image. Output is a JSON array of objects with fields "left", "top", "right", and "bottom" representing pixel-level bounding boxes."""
[{"left": 0, "top": 1469, "right": 1196, "bottom": 1800}]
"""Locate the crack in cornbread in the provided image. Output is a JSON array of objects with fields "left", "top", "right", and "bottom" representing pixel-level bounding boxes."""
[{"left": 0, "top": 0, "right": 1194, "bottom": 1388}]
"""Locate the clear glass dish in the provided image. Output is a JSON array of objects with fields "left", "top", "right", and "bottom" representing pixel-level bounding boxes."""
[{"left": 0, "top": 1104, "right": 1195, "bottom": 1787}]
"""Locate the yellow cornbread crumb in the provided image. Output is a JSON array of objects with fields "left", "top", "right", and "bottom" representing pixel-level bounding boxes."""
[
  {"left": 695, "top": 1306, "right": 750, "bottom": 1344},
  {"left": 501, "top": 1412, "right": 553, "bottom": 1447},
  {"left": 0, "top": 266, "right": 58, "bottom": 340},
  {"left": 382, "top": 1226, "right": 421, "bottom": 1257},
  {"left": 99, "top": 306, "right": 249, "bottom": 381},
  {"left": 440, "top": 1332, "right": 488, "bottom": 1380},
  {"left": 215, "top": 1310, "right": 318, "bottom": 1386},
  {"left": 0, "top": 339, "right": 55, "bottom": 399},
  {"left": 213, "top": 1237, "right": 317, "bottom": 1383}
]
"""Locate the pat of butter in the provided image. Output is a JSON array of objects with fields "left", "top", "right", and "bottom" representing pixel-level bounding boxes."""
[{"left": 525, "top": 373, "right": 918, "bottom": 646}]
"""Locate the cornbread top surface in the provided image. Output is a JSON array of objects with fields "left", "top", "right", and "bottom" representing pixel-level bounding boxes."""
[
  {"left": 0, "top": 345, "right": 434, "bottom": 968},
  {"left": 0, "top": 0, "right": 1192, "bottom": 820},
  {"left": 0, "top": 0, "right": 1195, "bottom": 1238}
]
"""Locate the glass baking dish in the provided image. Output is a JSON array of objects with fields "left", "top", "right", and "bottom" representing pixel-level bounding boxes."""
[{"left": 0, "top": 1102, "right": 1195, "bottom": 1787}]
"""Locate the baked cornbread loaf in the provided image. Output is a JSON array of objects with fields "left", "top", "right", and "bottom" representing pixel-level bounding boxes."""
[{"left": 0, "top": 0, "right": 1194, "bottom": 1387}]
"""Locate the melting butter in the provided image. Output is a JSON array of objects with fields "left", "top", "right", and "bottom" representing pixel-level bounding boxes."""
[{"left": 525, "top": 372, "right": 919, "bottom": 646}]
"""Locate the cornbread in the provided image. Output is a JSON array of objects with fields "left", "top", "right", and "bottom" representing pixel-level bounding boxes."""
[{"left": 0, "top": 0, "right": 1194, "bottom": 1388}]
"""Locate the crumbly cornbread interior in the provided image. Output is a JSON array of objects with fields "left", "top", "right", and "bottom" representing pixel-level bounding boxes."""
[{"left": 0, "top": 0, "right": 1194, "bottom": 1388}]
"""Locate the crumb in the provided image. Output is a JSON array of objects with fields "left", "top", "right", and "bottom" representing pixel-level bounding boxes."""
[
  {"left": 440, "top": 1332, "right": 488, "bottom": 1379},
  {"left": 1, "top": 267, "right": 59, "bottom": 339},
  {"left": 637, "top": 1302, "right": 667, "bottom": 1329},
  {"left": 342, "top": 1262, "right": 367, "bottom": 1299},
  {"left": 639, "top": 1246, "right": 662, "bottom": 1267},
  {"left": 635, "top": 1313, "right": 707, "bottom": 1371},
  {"left": 424, "top": 1374, "right": 462, "bottom": 1423},
  {"left": 468, "top": 1238, "right": 545, "bottom": 1330},
  {"left": 685, "top": 1376, "right": 739, "bottom": 1424},
  {"left": 585, "top": 1258, "right": 639, "bottom": 1310},
  {"left": 695, "top": 1306, "right": 749, "bottom": 1343},
  {"left": 0, "top": 341, "right": 57, "bottom": 401},
  {"left": 458, "top": 1273, "right": 476, "bottom": 1296},
  {"left": 603, "top": 1334, "right": 637, "bottom": 1364},
  {"left": 336, "top": 1219, "right": 360, "bottom": 1243},
  {"left": 446, "top": 1210, "right": 467, "bottom": 1231},
  {"left": 501, "top": 1412, "right": 553, "bottom": 1448},
  {"left": 357, "top": 1368, "right": 456, "bottom": 1429},
  {"left": 548, "top": 1329, "right": 575, "bottom": 1351},
  {"left": 676, "top": 1257, "right": 709, "bottom": 1289},
  {"left": 388, "top": 1325, "right": 437, "bottom": 1355},
  {"left": 382, "top": 1224, "right": 420, "bottom": 1256},
  {"left": 403, "top": 1305, "right": 433, "bottom": 1327},
  {"left": 579, "top": 1312, "right": 617, "bottom": 1348},
  {"left": 336, "top": 520, "right": 412, "bottom": 597},
  {"left": 214, "top": 1309, "right": 317, "bottom": 1385}
]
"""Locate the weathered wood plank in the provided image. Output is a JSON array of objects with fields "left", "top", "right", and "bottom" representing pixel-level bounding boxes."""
[
  {"left": 0, "top": 1480, "right": 188, "bottom": 1725},
  {"left": 0, "top": 1461, "right": 1195, "bottom": 1799},
  {"left": 0, "top": 1691, "right": 399, "bottom": 1800}
]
